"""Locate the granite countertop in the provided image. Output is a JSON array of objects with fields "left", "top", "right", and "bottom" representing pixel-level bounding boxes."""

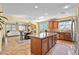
[
  {"left": 28, "top": 32, "right": 57, "bottom": 39},
  {"left": 52, "top": 30, "right": 72, "bottom": 33}
]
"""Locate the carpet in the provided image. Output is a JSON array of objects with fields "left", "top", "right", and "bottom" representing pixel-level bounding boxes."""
[{"left": 52, "top": 44, "right": 72, "bottom": 55}]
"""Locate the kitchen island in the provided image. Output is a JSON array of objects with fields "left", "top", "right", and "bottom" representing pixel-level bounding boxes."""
[{"left": 29, "top": 32, "right": 57, "bottom": 55}]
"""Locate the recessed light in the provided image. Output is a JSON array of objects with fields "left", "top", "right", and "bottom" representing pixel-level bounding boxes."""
[
  {"left": 64, "top": 5, "right": 70, "bottom": 9},
  {"left": 34, "top": 5, "right": 38, "bottom": 8}
]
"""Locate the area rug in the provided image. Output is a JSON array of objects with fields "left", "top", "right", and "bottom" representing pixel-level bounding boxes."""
[{"left": 52, "top": 44, "right": 72, "bottom": 55}]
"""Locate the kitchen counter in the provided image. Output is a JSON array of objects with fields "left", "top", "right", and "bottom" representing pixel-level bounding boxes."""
[
  {"left": 48, "top": 30, "right": 72, "bottom": 41},
  {"left": 29, "top": 32, "right": 58, "bottom": 55},
  {"left": 29, "top": 32, "right": 57, "bottom": 39},
  {"left": 50, "top": 29, "right": 72, "bottom": 33}
]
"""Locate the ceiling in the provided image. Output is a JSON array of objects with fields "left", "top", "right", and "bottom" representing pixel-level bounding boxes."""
[{"left": 1, "top": 3, "right": 78, "bottom": 20}]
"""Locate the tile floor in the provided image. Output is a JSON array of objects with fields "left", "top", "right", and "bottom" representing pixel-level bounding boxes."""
[
  {"left": 0, "top": 36, "right": 31, "bottom": 55},
  {"left": 46, "top": 40, "right": 74, "bottom": 55},
  {"left": 0, "top": 36, "right": 75, "bottom": 55}
]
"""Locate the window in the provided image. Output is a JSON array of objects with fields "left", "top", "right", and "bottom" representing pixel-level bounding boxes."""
[
  {"left": 59, "top": 21, "right": 72, "bottom": 31},
  {"left": 6, "top": 24, "right": 12, "bottom": 31},
  {"left": 6, "top": 23, "right": 26, "bottom": 31},
  {"left": 12, "top": 24, "right": 16, "bottom": 30},
  {"left": 39, "top": 22, "right": 48, "bottom": 31}
]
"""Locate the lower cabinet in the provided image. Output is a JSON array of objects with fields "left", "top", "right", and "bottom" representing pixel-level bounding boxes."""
[
  {"left": 31, "top": 37, "right": 42, "bottom": 55},
  {"left": 58, "top": 32, "right": 65, "bottom": 40},
  {"left": 31, "top": 34, "right": 57, "bottom": 55},
  {"left": 65, "top": 33, "right": 72, "bottom": 41},
  {"left": 58, "top": 32, "right": 72, "bottom": 41},
  {"left": 42, "top": 38, "right": 49, "bottom": 55},
  {"left": 49, "top": 36, "right": 53, "bottom": 49},
  {"left": 53, "top": 35, "right": 57, "bottom": 46}
]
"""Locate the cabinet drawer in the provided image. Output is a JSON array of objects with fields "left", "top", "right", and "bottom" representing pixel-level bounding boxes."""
[{"left": 65, "top": 33, "right": 72, "bottom": 41}]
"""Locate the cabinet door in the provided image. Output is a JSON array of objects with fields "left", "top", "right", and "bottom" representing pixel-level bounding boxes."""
[
  {"left": 48, "top": 21, "right": 53, "bottom": 30},
  {"left": 53, "top": 35, "right": 57, "bottom": 46},
  {"left": 42, "top": 38, "right": 49, "bottom": 55},
  {"left": 49, "top": 21, "right": 59, "bottom": 30},
  {"left": 65, "top": 33, "right": 72, "bottom": 41},
  {"left": 59, "top": 33, "right": 65, "bottom": 40},
  {"left": 49, "top": 36, "right": 53, "bottom": 49},
  {"left": 52, "top": 21, "right": 59, "bottom": 29},
  {"left": 31, "top": 38, "right": 42, "bottom": 55}
]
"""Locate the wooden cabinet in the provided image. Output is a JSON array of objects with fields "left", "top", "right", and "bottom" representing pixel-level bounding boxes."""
[
  {"left": 58, "top": 32, "right": 72, "bottom": 41},
  {"left": 49, "top": 21, "right": 59, "bottom": 30},
  {"left": 49, "top": 21, "right": 53, "bottom": 30},
  {"left": 31, "top": 33, "right": 57, "bottom": 55},
  {"left": 52, "top": 21, "right": 59, "bottom": 29},
  {"left": 31, "top": 37, "right": 42, "bottom": 55},
  {"left": 48, "top": 35, "right": 57, "bottom": 50},
  {"left": 65, "top": 33, "right": 72, "bottom": 41},
  {"left": 49, "top": 36, "right": 53, "bottom": 49},
  {"left": 53, "top": 35, "right": 57, "bottom": 46},
  {"left": 58, "top": 32, "right": 65, "bottom": 40},
  {"left": 42, "top": 38, "right": 49, "bottom": 55}
]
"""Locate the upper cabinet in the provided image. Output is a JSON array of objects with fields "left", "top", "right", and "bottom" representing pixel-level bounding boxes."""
[
  {"left": 48, "top": 21, "right": 53, "bottom": 30},
  {"left": 52, "top": 21, "right": 59, "bottom": 29},
  {"left": 48, "top": 21, "right": 59, "bottom": 30}
]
